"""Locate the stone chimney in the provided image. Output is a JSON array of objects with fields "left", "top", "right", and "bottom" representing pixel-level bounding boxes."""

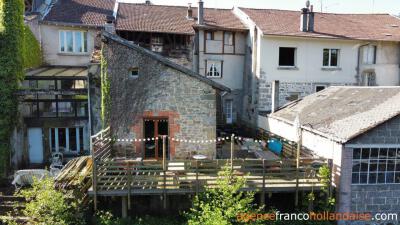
[
  {"left": 187, "top": 3, "right": 193, "bottom": 19},
  {"left": 198, "top": 0, "right": 204, "bottom": 25},
  {"left": 104, "top": 15, "right": 116, "bottom": 34},
  {"left": 300, "top": 1, "right": 315, "bottom": 32},
  {"left": 271, "top": 80, "right": 280, "bottom": 113}
]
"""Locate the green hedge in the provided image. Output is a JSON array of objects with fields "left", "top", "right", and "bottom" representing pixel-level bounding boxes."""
[
  {"left": 23, "top": 24, "right": 42, "bottom": 69},
  {"left": 0, "top": 0, "right": 24, "bottom": 177}
]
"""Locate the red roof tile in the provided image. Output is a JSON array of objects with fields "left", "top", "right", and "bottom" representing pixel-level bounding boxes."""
[
  {"left": 116, "top": 3, "right": 247, "bottom": 34},
  {"left": 240, "top": 8, "right": 400, "bottom": 41},
  {"left": 43, "top": 0, "right": 115, "bottom": 26}
]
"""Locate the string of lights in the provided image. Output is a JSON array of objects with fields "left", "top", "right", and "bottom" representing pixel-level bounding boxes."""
[{"left": 96, "top": 135, "right": 271, "bottom": 144}]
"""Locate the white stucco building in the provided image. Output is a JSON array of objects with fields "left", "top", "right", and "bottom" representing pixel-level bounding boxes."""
[{"left": 234, "top": 6, "right": 400, "bottom": 125}]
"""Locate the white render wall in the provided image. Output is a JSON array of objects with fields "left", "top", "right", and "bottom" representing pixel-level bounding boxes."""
[
  {"left": 260, "top": 36, "right": 359, "bottom": 83},
  {"left": 258, "top": 115, "right": 344, "bottom": 187},
  {"left": 40, "top": 24, "right": 97, "bottom": 66}
]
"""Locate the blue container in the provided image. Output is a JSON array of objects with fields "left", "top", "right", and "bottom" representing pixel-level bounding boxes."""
[{"left": 268, "top": 138, "right": 283, "bottom": 155}]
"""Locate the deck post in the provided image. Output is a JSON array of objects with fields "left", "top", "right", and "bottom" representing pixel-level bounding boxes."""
[
  {"left": 122, "top": 196, "right": 128, "bottom": 218},
  {"left": 195, "top": 160, "right": 199, "bottom": 195},
  {"left": 163, "top": 135, "right": 167, "bottom": 209},
  {"left": 127, "top": 161, "right": 132, "bottom": 210},
  {"left": 230, "top": 134, "right": 234, "bottom": 170},
  {"left": 93, "top": 159, "right": 98, "bottom": 211},
  {"left": 261, "top": 159, "right": 266, "bottom": 205}
]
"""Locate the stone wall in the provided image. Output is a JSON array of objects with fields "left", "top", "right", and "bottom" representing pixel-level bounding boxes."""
[
  {"left": 258, "top": 78, "right": 354, "bottom": 112},
  {"left": 104, "top": 36, "right": 217, "bottom": 159}
]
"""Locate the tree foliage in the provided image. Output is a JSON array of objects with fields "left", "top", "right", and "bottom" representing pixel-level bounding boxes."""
[
  {"left": 1, "top": 177, "right": 85, "bottom": 225},
  {"left": 0, "top": 0, "right": 24, "bottom": 177},
  {"left": 186, "top": 166, "right": 261, "bottom": 225}
]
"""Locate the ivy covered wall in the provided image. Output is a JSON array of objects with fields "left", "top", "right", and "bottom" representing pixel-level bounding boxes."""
[
  {"left": 0, "top": 0, "right": 24, "bottom": 177},
  {"left": 101, "top": 43, "right": 110, "bottom": 128},
  {"left": 23, "top": 24, "right": 42, "bottom": 69}
]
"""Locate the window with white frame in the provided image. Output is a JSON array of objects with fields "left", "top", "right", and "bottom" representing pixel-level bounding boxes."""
[
  {"left": 59, "top": 30, "right": 88, "bottom": 53},
  {"left": 323, "top": 48, "right": 339, "bottom": 67},
  {"left": 352, "top": 148, "right": 400, "bottom": 184},
  {"left": 224, "top": 99, "right": 233, "bottom": 124},
  {"left": 206, "top": 60, "right": 222, "bottom": 78},
  {"left": 49, "top": 127, "right": 86, "bottom": 153},
  {"left": 362, "top": 45, "right": 377, "bottom": 65}
]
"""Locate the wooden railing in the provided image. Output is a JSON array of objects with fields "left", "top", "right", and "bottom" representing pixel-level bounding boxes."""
[
  {"left": 92, "top": 158, "right": 330, "bottom": 195},
  {"left": 91, "top": 127, "right": 112, "bottom": 161}
]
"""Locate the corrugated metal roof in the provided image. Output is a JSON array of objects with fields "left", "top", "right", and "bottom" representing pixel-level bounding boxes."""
[{"left": 269, "top": 86, "right": 400, "bottom": 143}]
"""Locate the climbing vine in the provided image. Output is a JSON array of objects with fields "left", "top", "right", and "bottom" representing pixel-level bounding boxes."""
[
  {"left": 100, "top": 43, "right": 111, "bottom": 128},
  {"left": 0, "top": 0, "right": 24, "bottom": 177}
]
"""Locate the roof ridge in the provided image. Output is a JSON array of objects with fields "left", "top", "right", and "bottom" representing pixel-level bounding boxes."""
[
  {"left": 102, "top": 31, "right": 230, "bottom": 92},
  {"left": 239, "top": 7, "right": 390, "bottom": 16},
  {"left": 118, "top": 2, "right": 233, "bottom": 11}
]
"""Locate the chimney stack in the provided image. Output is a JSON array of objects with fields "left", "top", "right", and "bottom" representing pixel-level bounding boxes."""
[
  {"left": 104, "top": 15, "right": 116, "bottom": 34},
  {"left": 187, "top": 3, "right": 193, "bottom": 19},
  {"left": 198, "top": 0, "right": 204, "bottom": 25},
  {"left": 271, "top": 80, "right": 280, "bottom": 113},
  {"left": 308, "top": 5, "right": 315, "bottom": 32},
  {"left": 145, "top": 0, "right": 151, "bottom": 5},
  {"left": 300, "top": 7, "right": 309, "bottom": 32}
]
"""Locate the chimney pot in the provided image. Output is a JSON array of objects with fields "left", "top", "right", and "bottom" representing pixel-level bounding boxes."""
[{"left": 198, "top": 0, "right": 204, "bottom": 25}]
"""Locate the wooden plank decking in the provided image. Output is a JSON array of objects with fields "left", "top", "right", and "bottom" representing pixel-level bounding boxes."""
[{"left": 89, "top": 158, "right": 328, "bottom": 196}]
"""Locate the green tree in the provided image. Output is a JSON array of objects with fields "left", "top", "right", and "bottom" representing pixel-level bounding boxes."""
[
  {"left": 1, "top": 177, "right": 85, "bottom": 225},
  {"left": 0, "top": 0, "right": 25, "bottom": 177},
  {"left": 186, "top": 166, "right": 261, "bottom": 225}
]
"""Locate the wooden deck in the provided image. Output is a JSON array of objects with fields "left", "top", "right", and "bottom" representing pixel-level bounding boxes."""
[{"left": 89, "top": 158, "right": 328, "bottom": 196}]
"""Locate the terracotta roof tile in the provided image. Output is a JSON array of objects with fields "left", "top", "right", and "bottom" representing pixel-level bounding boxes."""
[
  {"left": 240, "top": 8, "right": 400, "bottom": 41},
  {"left": 43, "top": 0, "right": 116, "bottom": 26},
  {"left": 116, "top": 3, "right": 247, "bottom": 34}
]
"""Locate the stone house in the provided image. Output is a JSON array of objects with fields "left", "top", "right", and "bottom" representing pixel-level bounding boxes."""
[
  {"left": 102, "top": 32, "right": 229, "bottom": 160},
  {"left": 259, "top": 86, "right": 400, "bottom": 224},
  {"left": 234, "top": 5, "right": 400, "bottom": 125}
]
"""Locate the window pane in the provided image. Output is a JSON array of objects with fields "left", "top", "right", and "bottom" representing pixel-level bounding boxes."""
[
  {"left": 361, "top": 148, "right": 370, "bottom": 159},
  {"left": 58, "top": 102, "right": 75, "bottom": 117},
  {"left": 330, "top": 49, "right": 338, "bottom": 66},
  {"left": 66, "top": 31, "right": 73, "bottom": 52},
  {"left": 58, "top": 128, "right": 66, "bottom": 152},
  {"left": 76, "top": 101, "right": 88, "bottom": 117},
  {"left": 74, "top": 32, "right": 82, "bottom": 52},
  {"left": 60, "top": 31, "right": 65, "bottom": 52},
  {"left": 369, "top": 160, "right": 377, "bottom": 172},
  {"left": 279, "top": 47, "right": 295, "bottom": 66},
  {"left": 224, "top": 32, "right": 233, "bottom": 45},
  {"left": 50, "top": 128, "right": 56, "bottom": 152},
  {"left": 360, "top": 162, "right": 369, "bottom": 172},
  {"left": 377, "top": 173, "right": 386, "bottom": 183},
  {"left": 386, "top": 172, "right": 395, "bottom": 183},
  {"left": 323, "top": 49, "right": 329, "bottom": 66},
  {"left": 79, "top": 127, "right": 84, "bottom": 152},
  {"left": 353, "top": 148, "right": 361, "bottom": 159},
  {"left": 38, "top": 102, "right": 57, "bottom": 117},
  {"left": 396, "top": 160, "right": 400, "bottom": 171},
  {"left": 387, "top": 160, "right": 395, "bottom": 171},
  {"left": 395, "top": 172, "right": 400, "bottom": 183},
  {"left": 370, "top": 148, "right": 379, "bottom": 158},
  {"left": 83, "top": 32, "right": 88, "bottom": 52},
  {"left": 388, "top": 149, "right": 397, "bottom": 158},
  {"left": 69, "top": 128, "right": 77, "bottom": 151},
  {"left": 352, "top": 161, "right": 360, "bottom": 172},
  {"left": 360, "top": 173, "right": 368, "bottom": 183},
  {"left": 352, "top": 173, "right": 360, "bottom": 184},
  {"left": 378, "top": 160, "right": 387, "bottom": 172},
  {"left": 21, "top": 102, "right": 37, "bottom": 117},
  {"left": 379, "top": 148, "right": 388, "bottom": 158},
  {"left": 368, "top": 173, "right": 377, "bottom": 184}
]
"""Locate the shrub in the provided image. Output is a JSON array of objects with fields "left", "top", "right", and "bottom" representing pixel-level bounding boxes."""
[
  {"left": 186, "top": 166, "right": 262, "bottom": 225},
  {"left": 22, "top": 24, "right": 42, "bottom": 69}
]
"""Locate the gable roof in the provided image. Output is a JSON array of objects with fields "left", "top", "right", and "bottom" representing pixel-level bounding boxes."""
[
  {"left": 239, "top": 8, "right": 400, "bottom": 41},
  {"left": 43, "top": 0, "right": 116, "bottom": 27},
  {"left": 102, "top": 31, "right": 230, "bottom": 92},
  {"left": 269, "top": 86, "right": 400, "bottom": 143},
  {"left": 116, "top": 3, "right": 247, "bottom": 34}
]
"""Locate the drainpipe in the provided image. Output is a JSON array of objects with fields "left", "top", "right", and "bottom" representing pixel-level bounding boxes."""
[{"left": 356, "top": 43, "right": 370, "bottom": 85}]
